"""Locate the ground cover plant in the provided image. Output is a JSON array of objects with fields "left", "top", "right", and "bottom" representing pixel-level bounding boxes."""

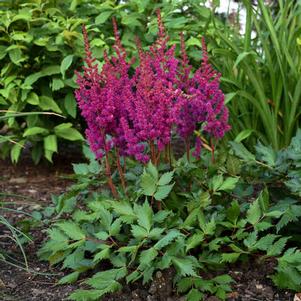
[{"left": 37, "top": 10, "right": 301, "bottom": 301}]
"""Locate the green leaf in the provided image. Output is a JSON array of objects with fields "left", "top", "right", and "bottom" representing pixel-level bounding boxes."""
[
  {"left": 267, "top": 237, "right": 289, "bottom": 256},
  {"left": 39, "top": 96, "right": 62, "bottom": 113},
  {"left": 226, "top": 200, "right": 240, "bottom": 224},
  {"left": 10, "top": 140, "right": 25, "bottom": 163},
  {"left": 54, "top": 123, "right": 84, "bottom": 141},
  {"left": 58, "top": 271, "right": 80, "bottom": 284},
  {"left": 234, "top": 51, "right": 256, "bottom": 68},
  {"left": 254, "top": 234, "right": 278, "bottom": 251},
  {"left": 186, "top": 233, "right": 204, "bottom": 252},
  {"left": 64, "top": 93, "right": 77, "bottom": 118},
  {"left": 56, "top": 221, "right": 86, "bottom": 240},
  {"left": 221, "top": 253, "right": 240, "bottom": 263},
  {"left": 154, "top": 183, "right": 174, "bottom": 200},
  {"left": 255, "top": 142, "right": 276, "bottom": 166},
  {"left": 218, "top": 177, "right": 239, "bottom": 191},
  {"left": 154, "top": 229, "right": 182, "bottom": 250},
  {"left": 213, "top": 274, "right": 233, "bottom": 284},
  {"left": 246, "top": 199, "right": 261, "bottom": 225},
  {"left": 186, "top": 288, "right": 203, "bottom": 301},
  {"left": 26, "top": 92, "right": 39, "bottom": 105},
  {"left": 158, "top": 171, "right": 174, "bottom": 185},
  {"left": 140, "top": 172, "right": 157, "bottom": 196},
  {"left": 172, "top": 257, "right": 197, "bottom": 276},
  {"left": 24, "top": 65, "right": 60, "bottom": 87},
  {"left": 234, "top": 129, "right": 253, "bottom": 142},
  {"left": 135, "top": 201, "right": 153, "bottom": 231},
  {"left": 73, "top": 163, "right": 90, "bottom": 175},
  {"left": 139, "top": 247, "right": 158, "bottom": 267},
  {"left": 146, "top": 161, "right": 158, "bottom": 180},
  {"left": 23, "top": 127, "right": 49, "bottom": 137},
  {"left": 95, "top": 11, "right": 113, "bottom": 25},
  {"left": 131, "top": 225, "right": 148, "bottom": 239},
  {"left": 229, "top": 141, "right": 256, "bottom": 163},
  {"left": 112, "top": 201, "right": 135, "bottom": 221},
  {"left": 93, "top": 247, "right": 111, "bottom": 263},
  {"left": 61, "top": 55, "right": 74, "bottom": 79},
  {"left": 9, "top": 48, "right": 25, "bottom": 65},
  {"left": 186, "top": 37, "right": 202, "bottom": 47},
  {"left": 68, "top": 289, "right": 104, "bottom": 301},
  {"left": 44, "top": 135, "right": 57, "bottom": 152},
  {"left": 51, "top": 78, "right": 65, "bottom": 91}
]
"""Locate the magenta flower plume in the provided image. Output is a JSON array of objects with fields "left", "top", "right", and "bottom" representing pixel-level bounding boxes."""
[{"left": 75, "top": 11, "right": 230, "bottom": 165}]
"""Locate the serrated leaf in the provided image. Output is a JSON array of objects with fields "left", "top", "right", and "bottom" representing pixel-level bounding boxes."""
[
  {"left": 110, "top": 219, "right": 122, "bottom": 236},
  {"left": 139, "top": 248, "right": 158, "bottom": 267},
  {"left": 134, "top": 201, "right": 153, "bottom": 231},
  {"left": 218, "top": 177, "right": 239, "bottom": 191},
  {"left": 229, "top": 141, "right": 256, "bottom": 162},
  {"left": 93, "top": 247, "right": 111, "bottom": 262},
  {"left": 267, "top": 237, "right": 289, "bottom": 257},
  {"left": 226, "top": 200, "right": 240, "bottom": 224},
  {"left": 140, "top": 172, "right": 157, "bottom": 196},
  {"left": 154, "top": 229, "right": 183, "bottom": 250},
  {"left": 221, "top": 253, "right": 240, "bottom": 263},
  {"left": 243, "top": 231, "right": 258, "bottom": 249},
  {"left": 154, "top": 183, "right": 174, "bottom": 200},
  {"left": 51, "top": 78, "right": 65, "bottom": 91},
  {"left": 158, "top": 171, "right": 174, "bottom": 185},
  {"left": 112, "top": 201, "right": 136, "bottom": 222},
  {"left": 146, "top": 161, "right": 158, "bottom": 180},
  {"left": 56, "top": 221, "right": 85, "bottom": 240},
  {"left": 172, "top": 257, "right": 197, "bottom": 276},
  {"left": 68, "top": 289, "right": 104, "bottom": 301},
  {"left": 213, "top": 274, "right": 233, "bottom": 284},
  {"left": 255, "top": 142, "right": 276, "bottom": 167},
  {"left": 246, "top": 199, "right": 261, "bottom": 225},
  {"left": 149, "top": 227, "right": 164, "bottom": 239},
  {"left": 186, "top": 288, "right": 203, "bottom": 301},
  {"left": 131, "top": 225, "right": 148, "bottom": 239},
  {"left": 58, "top": 271, "right": 80, "bottom": 284},
  {"left": 186, "top": 233, "right": 204, "bottom": 252},
  {"left": 254, "top": 234, "right": 278, "bottom": 251}
]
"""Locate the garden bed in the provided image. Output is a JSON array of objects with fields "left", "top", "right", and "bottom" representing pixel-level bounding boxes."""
[{"left": 0, "top": 158, "right": 294, "bottom": 301}]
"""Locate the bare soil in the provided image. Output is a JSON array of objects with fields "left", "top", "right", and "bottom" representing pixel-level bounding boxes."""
[{"left": 0, "top": 156, "right": 295, "bottom": 301}]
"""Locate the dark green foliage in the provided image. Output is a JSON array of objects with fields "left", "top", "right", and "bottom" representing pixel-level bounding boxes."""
[
  {"left": 39, "top": 147, "right": 301, "bottom": 300},
  {"left": 231, "top": 129, "right": 301, "bottom": 197}
]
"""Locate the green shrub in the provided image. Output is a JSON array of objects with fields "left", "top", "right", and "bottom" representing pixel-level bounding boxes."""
[{"left": 0, "top": 0, "right": 218, "bottom": 163}]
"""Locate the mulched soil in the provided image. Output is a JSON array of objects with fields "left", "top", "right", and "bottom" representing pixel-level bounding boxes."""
[{"left": 0, "top": 155, "right": 295, "bottom": 301}]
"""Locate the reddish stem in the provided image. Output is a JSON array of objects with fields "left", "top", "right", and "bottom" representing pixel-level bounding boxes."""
[
  {"left": 116, "top": 149, "right": 127, "bottom": 195},
  {"left": 210, "top": 138, "right": 215, "bottom": 164},
  {"left": 185, "top": 139, "right": 190, "bottom": 162},
  {"left": 157, "top": 201, "right": 162, "bottom": 211},
  {"left": 105, "top": 150, "right": 119, "bottom": 198}
]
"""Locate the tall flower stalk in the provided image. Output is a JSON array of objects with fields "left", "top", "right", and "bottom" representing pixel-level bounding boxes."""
[{"left": 75, "top": 10, "right": 230, "bottom": 197}]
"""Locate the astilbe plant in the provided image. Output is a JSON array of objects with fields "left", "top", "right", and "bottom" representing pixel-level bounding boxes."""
[{"left": 75, "top": 10, "right": 230, "bottom": 197}]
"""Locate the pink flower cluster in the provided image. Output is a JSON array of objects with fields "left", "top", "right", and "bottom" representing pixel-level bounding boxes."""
[{"left": 75, "top": 11, "right": 230, "bottom": 163}]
